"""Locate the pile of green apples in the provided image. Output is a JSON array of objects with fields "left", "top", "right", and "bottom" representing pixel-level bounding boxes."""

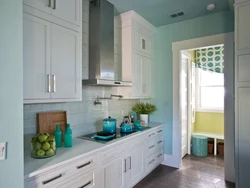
[{"left": 31, "top": 133, "right": 56, "bottom": 158}]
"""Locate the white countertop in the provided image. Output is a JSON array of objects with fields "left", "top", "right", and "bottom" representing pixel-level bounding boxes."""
[{"left": 24, "top": 122, "right": 164, "bottom": 179}]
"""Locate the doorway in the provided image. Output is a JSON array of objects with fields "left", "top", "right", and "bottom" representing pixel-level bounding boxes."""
[
  {"left": 180, "top": 46, "right": 225, "bottom": 159},
  {"left": 172, "top": 33, "right": 235, "bottom": 183}
]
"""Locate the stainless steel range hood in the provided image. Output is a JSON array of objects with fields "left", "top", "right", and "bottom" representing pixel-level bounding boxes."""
[{"left": 82, "top": 0, "right": 132, "bottom": 87}]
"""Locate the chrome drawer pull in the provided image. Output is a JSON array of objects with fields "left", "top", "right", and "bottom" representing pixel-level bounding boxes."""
[
  {"left": 79, "top": 181, "right": 92, "bottom": 188},
  {"left": 42, "top": 174, "right": 62, "bottom": 185},
  {"left": 157, "top": 140, "right": 163, "bottom": 144},
  {"left": 157, "top": 154, "right": 163, "bottom": 158},
  {"left": 157, "top": 130, "right": 163, "bottom": 133},
  {"left": 149, "top": 133, "right": 155, "bottom": 137},
  {"left": 77, "top": 161, "right": 92, "bottom": 169},
  {"left": 149, "top": 145, "right": 155, "bottom": 149},
  {"left": 149, "top": 159, "right": 155, "bottom": 164}
]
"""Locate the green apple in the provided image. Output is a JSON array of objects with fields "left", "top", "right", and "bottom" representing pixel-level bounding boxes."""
[
  {"left": 45, "top": 148, "right": 54, "bottom": 156},
  {"left": 38, "top": 134, "right": 48, "bottom": 143},
  {"left": 32, "top": 149, "right": 37, "bottom": 156},
  {"left": 36, "top": 149, "right": 45, "bottom": 157},
  {"left": 42, "top": 142, "right": 50, "bottom": 151},
  {"left": 34, "top": 141, "right": 42, "bottom": 150},
  {"left": 32, "top": 137, "right": 37, "bottom": 144},
  {"left": 47, "top": 135, "right": 55, "bottom": 142},
  {"left": 44, "top": 133, "right": 50, "bottom": 137},
  {"left": 49, "top": 141, "right": 56, "bottom": 150}
]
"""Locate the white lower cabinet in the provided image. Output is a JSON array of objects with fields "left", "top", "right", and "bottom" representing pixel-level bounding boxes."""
[
  {"left": 25, "top": 125, "right": 165, "bottom": 188},
  {"left": 102, "top": 157, "right": 126, "bottom": 188}
]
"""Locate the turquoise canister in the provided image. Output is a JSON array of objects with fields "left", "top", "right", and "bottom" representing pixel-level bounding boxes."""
[
  {"left": 54, "top": 125, "right": 62, "bottom": 147},
  {"left": 64, "top": 124, "right": 72, "bottom": 148}
]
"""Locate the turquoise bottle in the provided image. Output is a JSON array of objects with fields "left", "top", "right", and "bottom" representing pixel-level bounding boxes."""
[
  {"left": 64, "top": 124, "right": 72, "bottom": 148},
  {"left": 54, "top": 125, "right": 62, "bottom": 147}
]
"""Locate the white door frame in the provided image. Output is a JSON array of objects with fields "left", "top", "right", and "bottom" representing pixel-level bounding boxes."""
[
  {"left": 171, "top": 32, "right": 235, "bottom": 182},
  {"left": 180, "top": 50, "right": 192, "bottom": 156}
]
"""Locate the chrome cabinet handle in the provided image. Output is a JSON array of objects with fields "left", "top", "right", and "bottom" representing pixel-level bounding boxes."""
[
  {"left": 48, "top": 0, "right": 51, "bottom": 7},
  {"left": 157, "top": 130, "right": 163, "bottom": 133},
  {"left": 53, "top": 0, "right": 56, "bottom": 9},
  {"left": 78, "top": 181, "right": 92, "bottom": 188},
  {"left": 129, "top": 157, "right": 131, "bottom": 170},
  {"left": 124, "top": 159, "right": 127, "bottom": 173},
  {"left": 42, "top": 174, "right": 62, "bottom": 185},
  {"left": 52, "top": 75, "right": 56, "bottom": 92},
  {"left": 157, "top": 154, "right": 163, "bottom": 158},
  {"left": 157, "top": 140, "right": 163, "bottom": 144},
  {"left": 77, "top": 161, "right": 92, "bottom": 169},
  {"left": 149, "top": 145, "right": 155, "bottom": 149},
  {"left": 47, "top": 74, "right": 51, "bottom": 93},
  {"left": 149, "top": 159, "right": 155, "bottom": 164}
]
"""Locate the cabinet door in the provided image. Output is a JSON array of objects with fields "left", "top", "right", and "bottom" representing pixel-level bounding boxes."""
[
  {"left": 23, "top": 13, "right": 51, "bottom": 100},
  {"left": 237, "top": 3, "right": 250, "bottom": 51},
  {"left": 23, "top": 0, "right": 52, "bottom": 14},
  {"left": 238, "top": 88, "right": 250, "bottom": 188},
  {"left": 132, "top": 53, "right": 143, "bottom": 97},
  {"left": 50, "top": 24, "right": 81, "bottom": 100},
  {"left": 103, "top": 158, "right": 125, "bottom": 188},
  {"left": 129, "top": 145, "right": 144, "bottom": 187},
  {"left": 142, "top": 56, "right": 152, "bottom": 97},
  {"left": 133, "top": 30, "right": 152, "bottom": 55},
  {"left": 51, "top": 0, "right": 80, "bottom": 26}
]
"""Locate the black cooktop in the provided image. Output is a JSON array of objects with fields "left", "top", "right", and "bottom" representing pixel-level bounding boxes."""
[{"left": 78, "top": 128, "right": 140, "bottom": 144}]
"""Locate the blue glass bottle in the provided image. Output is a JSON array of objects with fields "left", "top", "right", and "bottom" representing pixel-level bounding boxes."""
[
  {"left": 54, "top": 125, "right": 62, "bottom": 147},
  {"left": 64, "top": 124, "right": 72, "bottom": 147}
]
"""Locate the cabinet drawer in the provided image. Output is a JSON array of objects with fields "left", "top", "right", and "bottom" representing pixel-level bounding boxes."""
[
  {"left": 27, "top": 154, "right": 97, "bottom": 188},
  {"left": 146, "top": 127, "right": 164, "bottom": 139},
  {"left": 145, "top": 149, "right": 164, "bottom": 174},
  {"left": 58, "top": 169, "right": 98, "bottom": 188},
  {"left": 145, "top": 136, "right": 164, "bottom": 157},
  {"left": 100, "top": 144, "right": 124, "bottom": 162}
]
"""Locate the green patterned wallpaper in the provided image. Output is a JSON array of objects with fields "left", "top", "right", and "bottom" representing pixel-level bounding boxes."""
[{"left": 196, "top": 46, "right": 224, "bottom": 73}]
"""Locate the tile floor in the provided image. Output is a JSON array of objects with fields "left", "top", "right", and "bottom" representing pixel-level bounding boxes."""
[{"left": 134, "top": 155, "right": 235, "bottom": 188}]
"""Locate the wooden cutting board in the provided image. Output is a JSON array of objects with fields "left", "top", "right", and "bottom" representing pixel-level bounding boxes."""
[{"left": 37, "top": 111, "right": 67, "bottom": 140}]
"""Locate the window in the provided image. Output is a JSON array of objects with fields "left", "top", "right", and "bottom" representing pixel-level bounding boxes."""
[{"left": 196, "top": 69, "right": 224, "bottom": 112}]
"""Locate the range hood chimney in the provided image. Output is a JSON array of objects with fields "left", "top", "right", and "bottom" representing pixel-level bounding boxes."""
[{"left": 82, "top": 0, "right": 132, "bottom": 87}]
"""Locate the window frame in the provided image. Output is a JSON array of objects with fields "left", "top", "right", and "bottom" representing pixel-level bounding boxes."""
[{"left": 196, "top": 68, "right": 224, "bottom": 113}]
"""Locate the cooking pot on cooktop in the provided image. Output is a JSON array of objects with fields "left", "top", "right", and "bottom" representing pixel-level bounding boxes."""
[{"left": 103, "top": 117, "right": 116, "bottom": 133}]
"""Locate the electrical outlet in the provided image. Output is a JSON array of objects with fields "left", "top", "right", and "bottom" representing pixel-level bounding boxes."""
[{"left": 0, "top": 142, "right": 7, "bottom": 160}]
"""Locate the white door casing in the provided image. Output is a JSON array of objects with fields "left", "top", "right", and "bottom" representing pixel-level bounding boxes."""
[
  {"left": 172, "top": 33, "right": 235, "bottom": 183},
  {"left": 180, "top": 51, "right": 191, "bottom": 158}
]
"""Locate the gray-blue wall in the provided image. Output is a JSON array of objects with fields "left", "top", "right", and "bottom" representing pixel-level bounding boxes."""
[
  {"left": 0, "top": 0, "right": 24, "bottom": 187},
  {"left": 151, "top": 10, "right": 234, "bottom": 155}
]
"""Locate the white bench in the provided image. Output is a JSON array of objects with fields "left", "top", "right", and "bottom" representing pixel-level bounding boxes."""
[{"left": 192, "top": 132, "right": 224, "bottom": 155}]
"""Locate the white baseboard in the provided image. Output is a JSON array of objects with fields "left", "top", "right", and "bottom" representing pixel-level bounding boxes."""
[{"left": 161, "top": 154, "right": 180, "bottom": 168}]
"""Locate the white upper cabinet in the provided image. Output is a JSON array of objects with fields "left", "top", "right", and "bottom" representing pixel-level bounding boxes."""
[
  {"left": 51, "top": 0, "right": 80, "bottom": 26},
  {"left": 50, "top": 24, "right": 81, "bottom": 100},
  {"left": 23, "top": 0, "right": 81, "bottom": 29},
  {"left": 142, "top": 56, "right": 152, "bottom": 97},
  {"left": 23, "top": 13, "right": 81, "bottom": 103},
  {"left": 236, "top": 2, "right": 250, "bottom": 51},
  {"left": 23, "top": 14, "right": 51, "bottom": 100},
  {"left": 117, "top": 11, "right": 154, "bottom": 99}
]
